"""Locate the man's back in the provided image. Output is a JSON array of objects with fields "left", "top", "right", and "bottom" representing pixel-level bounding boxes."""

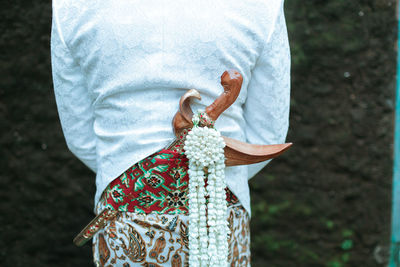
[{"left": 50, "top": 0, "right": 291, "bottom": 216}]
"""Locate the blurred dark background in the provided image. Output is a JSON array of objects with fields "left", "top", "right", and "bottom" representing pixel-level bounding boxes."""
[{"left": 0, "top": 0, "right": 397, "bottom": 266}]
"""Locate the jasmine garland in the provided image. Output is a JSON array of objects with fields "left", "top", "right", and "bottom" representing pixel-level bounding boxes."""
[{"left": 184, "top": 112, "right": 229, "bottom": 267}]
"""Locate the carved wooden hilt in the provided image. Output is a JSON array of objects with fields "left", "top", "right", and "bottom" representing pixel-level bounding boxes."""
[
  {"left": 172, "top": 69, "right": 242, "bottom": 136},
  {"left": 205, "top": 69, "right": 242, "bottom": 121},
  {"left": 170, "top": 69, "right": 292, "bottom": 166}
]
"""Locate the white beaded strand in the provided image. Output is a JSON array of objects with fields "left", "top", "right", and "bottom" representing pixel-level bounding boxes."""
[{"left": 184, "top": 112, "right": 228, "bottom": 267}]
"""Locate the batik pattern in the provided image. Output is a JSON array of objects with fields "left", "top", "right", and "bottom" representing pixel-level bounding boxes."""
[
  {"left": 101, "top": 148, "right": 239, "bottom": 215},
  {"left": 92, "top": 203, "right": 251, "bottom": 267},
  {"left": 92, "top": 148, "right": 250, "bottom": 266}
]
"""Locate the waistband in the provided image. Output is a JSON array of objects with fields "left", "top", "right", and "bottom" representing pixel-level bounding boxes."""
[
  {"left": 74, "top": 148, "right": 240, "bottom": 246},
  {"left": 98, "top": 148, "right": 239, "bottom": 215}
]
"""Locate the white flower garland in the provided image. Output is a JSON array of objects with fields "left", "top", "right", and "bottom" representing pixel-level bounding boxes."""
[{"left": 184, "top": 111, "right": 229, "bottom": 267}]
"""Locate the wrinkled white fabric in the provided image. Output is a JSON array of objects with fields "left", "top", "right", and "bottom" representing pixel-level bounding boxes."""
[{"left": 50, "top": 0, "right": 291, "bottom": 217}]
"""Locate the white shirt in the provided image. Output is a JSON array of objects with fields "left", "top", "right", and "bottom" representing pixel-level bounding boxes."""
[{"left": 51, "top": 0, "right": 291, "bottom": 217}]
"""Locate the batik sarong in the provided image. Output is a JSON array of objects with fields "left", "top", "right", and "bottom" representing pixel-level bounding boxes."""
[{"left": 92, "top": 148, "right": 251, "bottom": 266}]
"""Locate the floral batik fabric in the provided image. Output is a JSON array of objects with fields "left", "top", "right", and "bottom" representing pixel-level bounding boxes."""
[
  {"left": 100, "top": 148, "right": 240, "bottom": 214},
  {"left": 92, "top": 202, "right": 251, "bottom": 267},
  {"left": 92, "top": 149, "right": 251, "bottom": 267}
]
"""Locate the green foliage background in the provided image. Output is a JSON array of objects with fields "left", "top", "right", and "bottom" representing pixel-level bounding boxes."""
[{"left": 250, "top": 1, "right": 396, "bottom": 266}]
